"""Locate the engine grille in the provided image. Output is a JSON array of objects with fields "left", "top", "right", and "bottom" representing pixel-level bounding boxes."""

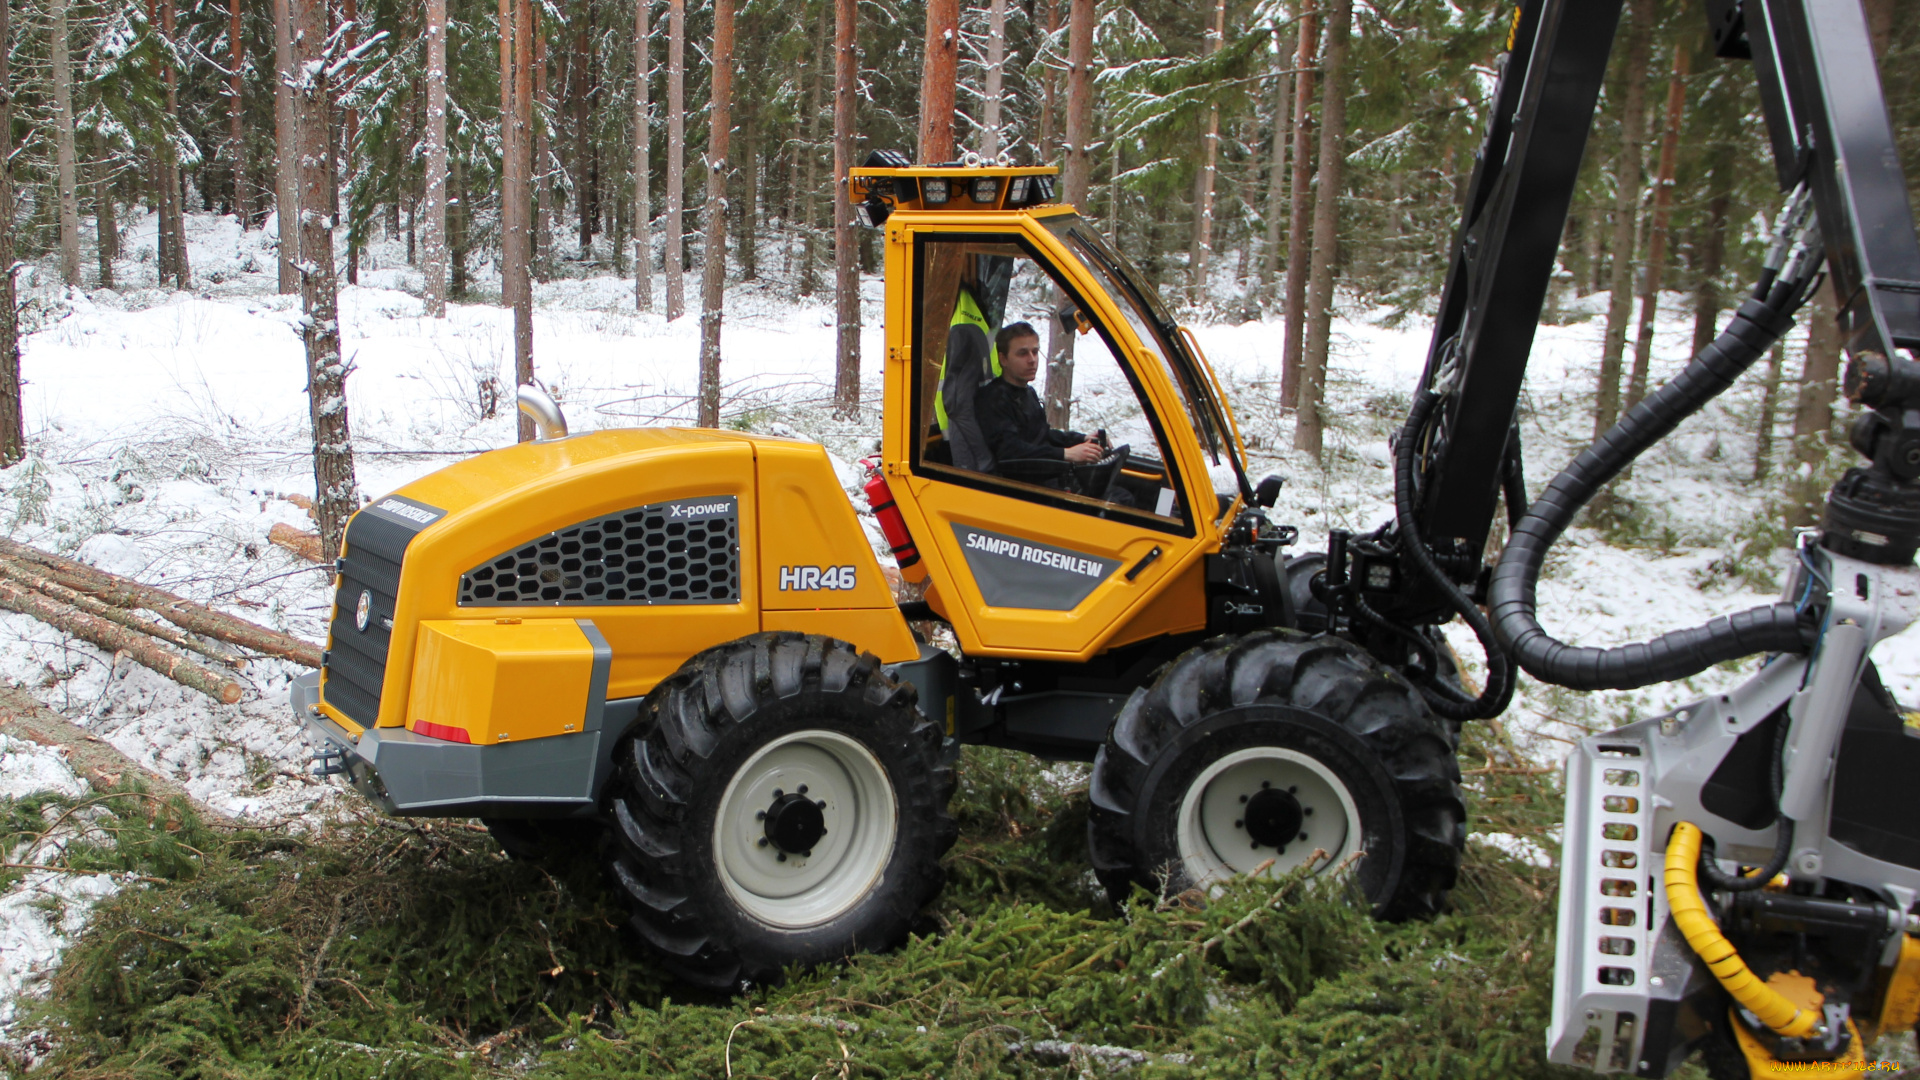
[
  {"left": 458, "top": 496, "right": 740, "bottom": 607},
  {"left": 323, "top": 498, "right": 444, "bottom": 729}
]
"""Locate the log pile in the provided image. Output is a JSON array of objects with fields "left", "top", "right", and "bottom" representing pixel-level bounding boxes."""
[{"left": 0, "top": 538, "right": 325, "bottom": 704}]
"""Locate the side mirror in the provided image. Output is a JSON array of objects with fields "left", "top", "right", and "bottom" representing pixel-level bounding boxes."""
[{"left": 1254, "top": 474, "right": 1284, "bottom": 508}]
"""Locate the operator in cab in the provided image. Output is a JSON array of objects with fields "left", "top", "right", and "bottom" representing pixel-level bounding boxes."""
[{"left": 976, "top": 321, "right": 1104, "bottom": 486}]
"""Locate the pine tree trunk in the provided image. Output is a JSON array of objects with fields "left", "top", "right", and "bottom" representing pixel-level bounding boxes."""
[
  {"left": 50, "top": 0, "right": 80, "bottom": 286},
  {"left": 159, "top": 0, "right": 188, "bottom": 289},
  {"left": 451, "top": 153, "right": 469, "bottom": 295},
  {"left": 1690, "top": 186, "right": 1729, "bottom": 359},
  {"left": 1789, "top": 290, "right": 1844, "bottom": 525},
  {"left": 633, "top": 0, "right": 653, "bottom": 310},
  {"left": 1291, "top": 0, "right": 1351, "bottom": 459},
  {"left": 229, "top": 0, "right": 247, "bottom": 227},
  {"left": 1754, "top": 343, "right": 1784, "bottom": 482},
  {"left": 1260, "top": 17, "right": 1292, "bottom": 307},
  {"left": 1038, "top": 0, "right": 1058, "bottom": 159},
  {"left": 1187, "top": 0, "right": 1225, "bottom": 306},
  {"left": 799, "top": 26, "right": 825, "bottom": 298},
  {"left": 831, "top": 0, "right": 860, "bottom": 417},
  {"left": 513, "top": 0, "right": 535, "bottom": 434},
  {"left": 918, "top": 0, "right": 957, "bottom": 162},
  {"left": 0, "top": 0, "right": 19, "bottom": 466},
  {"left": 981, "top": 0, "right": 1006, "bottom": 159},
  {"left": 1593, "top": 0, "right": 1653, "bottom": 439},
  {"left": 574, "top": 2, "right": 592, "bottom": 254},
  {"left": 1279, "top": 6, "right": 1319, "bottom": 409},
  {"left": 293, "top": 0, "right": 358, "bottom": 559},
  {"left": 665, "top": 0, "right": 685, "bottom": 319},
  {"left": 1624, "top": 46, "right": 1687, "bottom": 412},
  {"left": 737, "top": 110, "right": 757, "bottom": 281},
  {"left": 1043, "top": 0, "right": 1092, "bottom": 429},
  {"left": 342, "top": 0, "right": 361, "bottom": 286},
  {"left": 94, "top": 153, "right": 117, "bottom": 289},
  {"left": 423, "top": 0, "right": 449, "bottom": 315},
  {"left": 274, "top": 0, "right": 300, "bottom": 292},
  {"left": 697, "top": 0, "right": 733, "bottom": 429},
  {"left": 534, "top": 11, "right": 553, "bottom": 282}
]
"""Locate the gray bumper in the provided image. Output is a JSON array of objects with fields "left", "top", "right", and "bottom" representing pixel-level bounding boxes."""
[{"left": 292, "top": 670, "right": 630, "bottom": 818}]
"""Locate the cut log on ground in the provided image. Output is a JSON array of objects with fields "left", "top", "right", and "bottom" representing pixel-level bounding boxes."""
[
  {"left": 0, "top": 684, "right": 228, "bottom": 821},
  {"left": 0, "top": 580, "right": 247, "bottom": 704},
  {"left": 0, "top": 537, "right": 324, "bottom": 668},
  {"left": 0, "top": 559, "right": 244, "bottom": 668}
]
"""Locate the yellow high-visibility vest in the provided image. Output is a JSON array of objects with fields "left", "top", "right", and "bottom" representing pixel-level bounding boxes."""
[{"left": 935, "top": 288, "right": 1001, "bottom": 430}]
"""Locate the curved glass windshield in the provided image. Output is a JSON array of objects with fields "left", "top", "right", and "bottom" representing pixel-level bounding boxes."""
[{"left": 1043, "top": 218, "right": 1241, "bottom": 486}]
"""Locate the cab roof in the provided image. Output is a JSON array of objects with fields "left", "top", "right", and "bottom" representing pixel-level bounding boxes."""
[{"left": 849, "top": 163, "right": 1060, "bottom": 215}]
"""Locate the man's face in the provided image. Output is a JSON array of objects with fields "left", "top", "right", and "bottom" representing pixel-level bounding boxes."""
[{"left": 1001, "top": 333, "right": 1042, "bottom": 388}]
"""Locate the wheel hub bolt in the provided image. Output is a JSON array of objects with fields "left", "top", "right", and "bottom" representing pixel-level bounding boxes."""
[
  {"left": 763, "top": 789, "right": 829, "bottom": 855},
  {"left": 1242, "top": 786, "right": 1306, "bottom": 849}
]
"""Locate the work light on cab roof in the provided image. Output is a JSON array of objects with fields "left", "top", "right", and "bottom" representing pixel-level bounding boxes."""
[{"left": 849, "top": 148, "right": 1058, "bottom": 227}]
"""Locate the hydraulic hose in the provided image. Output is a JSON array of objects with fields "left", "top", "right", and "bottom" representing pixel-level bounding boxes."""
[
  {"left": 1665, "top": 822, "right": 1820, "bottom": 1038},
  {"left": 1697, "top": 713, "right": 1795, "bottom": 893},
  {"left": 1394, "top": 390, "right": 1517, "bottom": 720},
  {"left": 1486, "top": 294, "right": 1813, "bottom": 691}
]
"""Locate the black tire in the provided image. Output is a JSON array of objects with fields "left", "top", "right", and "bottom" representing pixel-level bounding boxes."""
[
  {"left": 1087, "top": 629, "right": 1464, "bottom": 919},
  {"left": 604, "top": 633, "right": 957, "bottom": 991}
]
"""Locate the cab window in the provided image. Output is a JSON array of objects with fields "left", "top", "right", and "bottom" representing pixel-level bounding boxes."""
[{"left": 911, "top": 232, "right": 1190, "bottom": 528}]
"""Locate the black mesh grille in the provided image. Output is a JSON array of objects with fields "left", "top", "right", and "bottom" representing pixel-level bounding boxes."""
[
  {"left": 323, "top": 498, "right": 445, "bottom": 729},
  {"left": 458, "top": 497, "right": 740, "bottom": 606}
]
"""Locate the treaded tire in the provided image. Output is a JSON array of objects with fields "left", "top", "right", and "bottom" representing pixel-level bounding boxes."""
[
  {"left": 1087, "top": 629, "right": 1464, "bottom": 919},
  {"left": 604, "top": 633, "right": 957, "bottom": 991}
]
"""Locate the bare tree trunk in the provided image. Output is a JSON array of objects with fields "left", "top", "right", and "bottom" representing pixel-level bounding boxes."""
[
  {"left": 665, "top": 0, "right": 685, "bottom": 319},
  {"left": 917, "top": 0, "right": 957, "bottom": 162},
  {"left": 533, "top": 9, "right": 553, "bottom": 282},
  {"left": 274, "top": 0, "right": 300, "bottom": 292},
  {"left": 573, "top": 3, "right": 592, "bottom": 254},
  {"left": 0, "top": 0, "right": 20, "bottom": 466},
  {"left": 633, "top": 0, "right": 653, "bottom": 310},
  {"left": 981, "top": 0, "right": 1005, "bottom": 159},
  {"left": 342, "top": 0, "right": 361, "bottom": 286},
  {"left": 1690, "top": 185, "right": 1729, "bottom": 359},
  {"left": 94, "top": 153, "right": 117, "bottom": 288},
  {"left": 155, "top": 0, "right": 189, "bottom": 289},
  {"left": 1754, "top": 343, "right": 1784, "bottom": 481},
  {"left": 1042, "top": 0, "right": 1092, "bottom": 429},
  {"left": 423, "top": 0, "right": 448, "bottom": 315},
  {"left": 799, "top": 25, "right": 826, "bottom": 298},
  {"left": 293, "top": 0, "right": 358, "bottom": 559},
  {"left": 1038, "top": 0, "right": 1058, "bottom": 159},
  {"left": 1789, "top": 289, "right": 1844, "bottom": 523},
  {"left": 1279, "top": 6, "right": 1318, "bottom": 409},
  {"left": 1624, "top": 46, "right": 1687, "bottom": 412},
  {"left": 1187, "top": 0, "right": 1225, "bottom": 306},
  {"left": 832, "top": 0, "right": 860, "bottom": 417},
  {"left": 450, "top": 152, "right": 469, "bottom": 295},
  {"left": 51, "top": 0, "right": 80, "bottom": 286},
  {"left": 737, "top": 110, "right": 757, "bottom": 280},
  {"left": 229, "top": 0, "right": 247, "bottom": 227},
  {"left": 1291, "top": 0, "right": 1351, "bottom": 459},
  {"left": 697, "top": 0, "right": 733, "bottom": 428},
  {"left": 513, "top": 0, "right": 534, "bottom": 436},
  {"left": 1593, "top": 0, "right": 1653, "bottom": 438},
  {"left": 1259, "top": 16, "right": 1292, "bottom": 307}
]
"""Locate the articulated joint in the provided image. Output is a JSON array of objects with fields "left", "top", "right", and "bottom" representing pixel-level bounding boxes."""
[{"left": 1665, "top": 821, "right": 1821, "bottom": 1039}]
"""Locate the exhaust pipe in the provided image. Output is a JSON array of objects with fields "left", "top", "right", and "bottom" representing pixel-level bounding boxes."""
[{"left": 516, "top": 384, "right": 569, "bottom": 441}]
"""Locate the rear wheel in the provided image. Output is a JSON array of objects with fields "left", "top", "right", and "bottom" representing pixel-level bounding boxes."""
[
  {"left": 604, "top": 633, "right": 957, "bottom": 990},
  {"left": 1087, "top": 630, "right": 1464, "bottom": 919}
]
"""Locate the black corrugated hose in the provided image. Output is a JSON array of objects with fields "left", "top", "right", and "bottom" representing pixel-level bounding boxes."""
[{"left": 1484, "top": 272, "right": 1822, "bottom": 692}]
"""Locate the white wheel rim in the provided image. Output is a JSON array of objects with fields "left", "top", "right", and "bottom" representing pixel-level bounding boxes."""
[
  {"left": 713, "top": 729, "right": 898, "bottom": 929},
  {"left": 1176, "top": 747, "right": 1362, "bottom": 888}
]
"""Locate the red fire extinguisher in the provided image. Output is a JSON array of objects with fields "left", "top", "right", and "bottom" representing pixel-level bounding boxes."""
[{"left": 862, "top": 464, "right": 925, "bottom": 582}]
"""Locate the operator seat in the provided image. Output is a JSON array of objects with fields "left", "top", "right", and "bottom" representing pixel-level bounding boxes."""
[{"left": 938, "top": 285, "right": 999, "bottom": 472}]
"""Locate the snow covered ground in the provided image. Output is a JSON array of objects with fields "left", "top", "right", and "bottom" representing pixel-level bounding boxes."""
[{"left": 1, "top": 204, "right": 1912, "bottom": 1037}]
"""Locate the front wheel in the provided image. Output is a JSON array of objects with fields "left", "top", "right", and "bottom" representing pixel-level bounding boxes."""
[
  {"left": 604, "top": 633, "right": 957, "bottom": 990},
  {"left": 1087, "top": 630, "right": 1464, "bottom": 919}
]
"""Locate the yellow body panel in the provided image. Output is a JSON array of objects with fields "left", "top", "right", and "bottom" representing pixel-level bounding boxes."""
[
  {"left": 876, "top": 211, "right": 1223, "bottom": 659},
  {"left": 408, "top": 619, "right": 594, "bottom": 742},
  {"left": 755, "top": 441, "right": 899, "bottom": 613},
  {"left": 763, "top": 608, "right": 917, "bottom": 662},
  {"left": 1876, "top": 935, "right": 1920, "bottom": 1037}
]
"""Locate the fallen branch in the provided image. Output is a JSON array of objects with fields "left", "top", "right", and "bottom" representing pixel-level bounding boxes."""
[
  {"left": 0, "top": 580, "right": 246, "bottom": 704},
  {"left": 0, "top": 560, "right": 244, "bottom": 668},
  {"left": 2, "top": 861, "right": 167, "bottom": 885},
  {"left": 0, "top": 685, "right": 228, "bottom": 821},
  {"left": 0, "top": 538, "right": 324, "bottom": 668}
]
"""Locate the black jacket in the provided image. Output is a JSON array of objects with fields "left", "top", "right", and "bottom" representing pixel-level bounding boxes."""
[{"left": 975, "top": 377, "right": 1085, "bottom": 473}]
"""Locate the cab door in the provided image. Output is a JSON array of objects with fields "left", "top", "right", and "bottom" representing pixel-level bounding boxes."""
[{"left": 880, "top": 214, "right": 1221, "bottom": 661}]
